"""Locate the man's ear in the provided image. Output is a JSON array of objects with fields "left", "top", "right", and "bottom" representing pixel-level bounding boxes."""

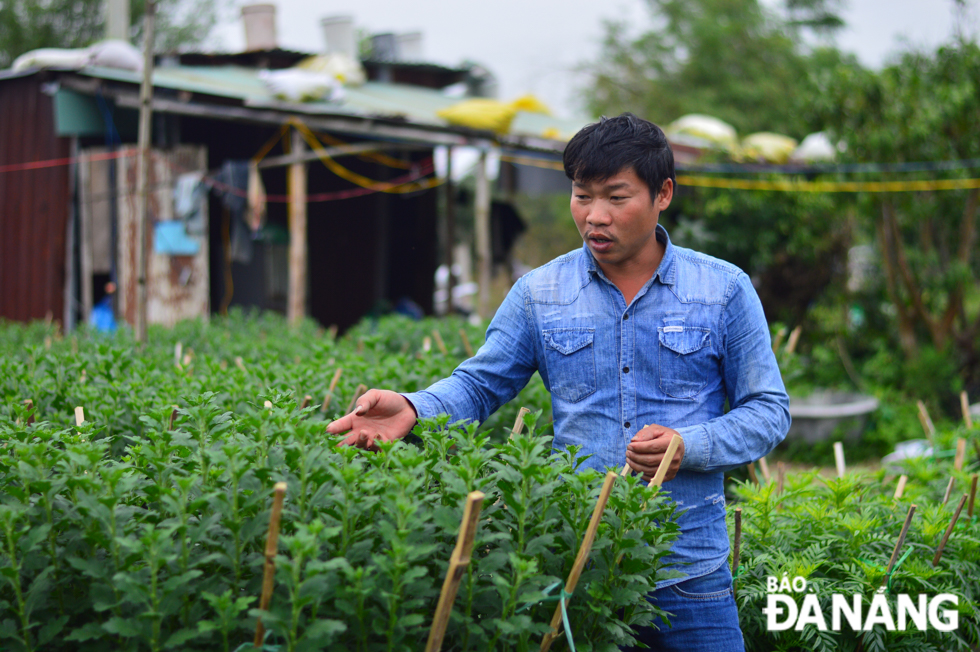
[{"left": 657, "top": 178, "right": 674, "bottom": 211}]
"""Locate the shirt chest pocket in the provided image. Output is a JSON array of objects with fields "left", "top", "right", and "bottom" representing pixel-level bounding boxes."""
[
  {"left": 542, "top": 327, "right": 597, "bottom": 403},
  {"left": 659, "top": 326, "right": 711, "bottom": 399}
]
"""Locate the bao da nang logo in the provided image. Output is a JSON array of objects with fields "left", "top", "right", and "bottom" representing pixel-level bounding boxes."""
[{"left": 763, "top": 575, "right": 959, "bottom": 632}]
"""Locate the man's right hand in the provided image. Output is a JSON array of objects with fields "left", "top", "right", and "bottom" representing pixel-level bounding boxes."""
[{"left": 325, "top": 389, "right": 417, "bottom": 451}]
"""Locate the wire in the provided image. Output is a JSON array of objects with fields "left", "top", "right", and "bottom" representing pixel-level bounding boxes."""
[{"left": 676, "top": 174, "right": 980, "bottom": 193}]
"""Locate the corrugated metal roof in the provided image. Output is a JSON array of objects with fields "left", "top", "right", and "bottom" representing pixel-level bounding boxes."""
[{"left": 74, "top": 64, "right": 589, "bottom": 146}]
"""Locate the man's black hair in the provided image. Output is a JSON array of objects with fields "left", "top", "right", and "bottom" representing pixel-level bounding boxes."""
[{"left": 563, "top": 113, "right": 676, "bottom": 200}]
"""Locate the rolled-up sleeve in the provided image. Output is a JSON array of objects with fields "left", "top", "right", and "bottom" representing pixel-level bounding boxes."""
[
  {"left": 678, "top": 272, "right": 790, "bottom": 472},
  {"left": 402, "top": 277, "right": 539, "bottom": 425}
]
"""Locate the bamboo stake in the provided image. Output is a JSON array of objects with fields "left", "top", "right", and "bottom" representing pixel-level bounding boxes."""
[
  {"left": 961, "top": 390, "right": 973, "bottom": 429},
  {"left": 422, "top": 336, "right": 432, "bottom": 354},
  {"left": 425, "top": 491, "right": 485, "bottom": 652},
  {"left": 74, "top": 406, "right": 85, "bottom": 428},
  {"left": 346, "top": 384, "right": 367, "bottom": 415},
  {"left": 771, "top": 326, "right": 787, "bottom": 353},
  {"left": 746, "top": 462, "right": 759, "bottom": 485},
  {"left": 784, "top": 325, "right": 802, "bottom": 354},
  {"left": 834, "top": 442, "right": 846, "bottom": 478},
  {"left": 254, "top": 482, "right": 287, "bottom": 647},
  {"left": 648, "top": 435, "right": 683, "bottom": 489},
  {"left": 299, "top": 395, "right": 312, "bottom": 410},
  {"left": 894, "top": 475, "right": 908, "bottom": 500},
  {"left": 174, "top": 342, "right": 182, "bottom": 366},
  {"left": 235, "top": 356, "right": 247, "bottom": 372},
  {"left": 969, "top": 475, "right": 977, "bottom": 518},
  {"left": 620, "top": 462, "right": 632, "bottom": 477},
  {"left": 459, "top": 328, "right": 474, "bottom": 358},
  {"left": 432, "top": 329, "right": 448, "bottom": 355},
  {"left": 954, "top": 438, "right": 966, "bottom": 472},
  {"left": 182, "top": 352, "right": 192, "bottom": 367},
  {"left": 932, "top": 495, "right": 967, "bottom": 566},
  {"left": 916, "top": 400, "right": 935, "bottom": 442},
  {"left": 321, "top": 368, "right": 343, "bottom": 412},
  {"left": 169, "top": 406, "right": 178, "bottom": 430},
  {"left": 885, "top": 504, "right": 917, "bottom": 581},
  {"left": 757, "top": 456, "right": 771, "bottom": 483},
  {"left": 540, "top": 471, "right": 618, "bottom": 652},
  {"left": 942, "top": 477, "right": 955, "bottom": 507},
  {"left": 732, "top": 508, "right": 742, "bottom": 601},
  {"left": 510, "top": 407, "right": 531, "bottom": 439},
  {"left": 776, "top": 461, "right": 786, "bottom": 495}
]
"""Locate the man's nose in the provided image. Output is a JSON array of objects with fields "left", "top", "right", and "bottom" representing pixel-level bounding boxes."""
[{"left": 587, "top": 201, "right": 612, "bottom": 225}]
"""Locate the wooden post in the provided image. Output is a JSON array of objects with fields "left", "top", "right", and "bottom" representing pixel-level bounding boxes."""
[
  {"left": 732, "top": 508, "right": 742, "bottom": 601},
  {"left": 133, "top": 0, "right": 155, "bottom": 343},
  {"left": 942, "top": 477, "right": 955, "bottom": 507},
  {"left": 74, "top": 406, "right": 85, "bottom": 428},
  {"left": 648, "top": 434, "right": 682, "bottom": 489},
  {"left": 540, "top": 471, "right": 617, "bottom": 652},
  {"left": 321, "top": 368, "right": 343, "bottom": 412},
  {"left": 254, "top": 482, "right": 287, "bottom": 647},
  {"left": 757, "top": 457, "right": 771, "bottom": 483},
  {"left": 299, "top": 395, "right": 312, "bottom": 410},
  {"left": 932, "top": 494, "right": 967, "bottom": 566},
  {"left": 954, "top": 438, "right": 966, "bottom": 471},
  {"left": 771, "top": 326, "right": 787, "bottom": 353},
  {"left": 894, "top": 475, "right": 908, "bottom": 500},
  {"left": 169, "top": 406, "right": 178, "bottom": 430},
  {"left": 174, "top": 342, "right": 182, "bottom": 367},
  {"left": 969, "top": 475, "right": 977, "bottom": 518},
  {"left": 961, "top": 390, "right": 973, "bottom": 429},
  {"left": 459, "top": 328, "right": 474, "bottom": 358},
  {"left": 916, "top": 400, "right": 935, "bottom": 442},
  {"left": 776, "top": 461, "right": 786, "bottom": 495},
  {"left": 474, "top": 149, "right": 491, "bottom": 320},
  {"left": 746, "top": 462, "right": 759, "bottom": 485},
  {"left": 287, "top": 128, "right": 308, "bottom": 325},
  {"left": 885, "top": 504, "right": 916, "bottom": 581},
  {"left": 432, "top": 329, "right": 448, "bottom": 355},
  {"left": 424, "top": 491, "right": 485, "bottom": 652},
  {"left": 833, "top": 442, "right": 846, "bottom": 478},
  {"left": 346, "top": 384, "right": 367, "bottom": 415},
  {"left": 422, "top": 337, "right": 432, "bottom": 354},
  {"left": 444, "top": 147, "right": 456, "bottom": 315},
  {"left": 23, "top": 400, "right": 35, "bottom": 427}
]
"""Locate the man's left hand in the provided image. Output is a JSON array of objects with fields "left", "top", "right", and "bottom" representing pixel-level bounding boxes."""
[{"left": 626, "top": 424, "right": 685, "bottom": 483}]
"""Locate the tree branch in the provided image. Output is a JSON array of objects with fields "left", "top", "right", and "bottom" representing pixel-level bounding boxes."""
[{"left": 885, "top": 199, "right": 942, "bottom": 346}]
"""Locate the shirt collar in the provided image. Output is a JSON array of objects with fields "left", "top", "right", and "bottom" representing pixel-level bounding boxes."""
[{"left": 582, "top": 223, "right": 676, "bottom": 287}]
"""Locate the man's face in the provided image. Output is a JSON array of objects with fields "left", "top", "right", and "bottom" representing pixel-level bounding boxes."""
[{"left": 570, "top": 168, "right": 673, "bottom": 270}]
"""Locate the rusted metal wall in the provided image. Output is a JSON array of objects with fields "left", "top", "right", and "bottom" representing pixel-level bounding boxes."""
[
  {"left": 114, "top": 145, "right": 209, "bottom": 328},
  {"left": 0, "top": 75, "right": 71, "bottom": 324}
]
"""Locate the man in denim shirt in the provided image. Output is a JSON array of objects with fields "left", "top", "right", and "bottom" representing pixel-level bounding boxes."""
[{"left": 328, "top": 113, "right": 790, "bottom": 651}]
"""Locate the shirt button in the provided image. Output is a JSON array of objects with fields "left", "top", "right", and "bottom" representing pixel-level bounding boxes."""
[
  {"left": 623, "top": 313, "right": 629, "bottom": 320},
  {"left": 623, "top": 366, "right": 630, "bottom": 373},
  {"left": 624, "top": 421, "right": 631, "bottom": 428}
]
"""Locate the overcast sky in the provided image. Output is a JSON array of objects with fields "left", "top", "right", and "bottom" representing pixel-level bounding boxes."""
[{"left": 212, "top": 0, "right": 974, "bottom": 118}]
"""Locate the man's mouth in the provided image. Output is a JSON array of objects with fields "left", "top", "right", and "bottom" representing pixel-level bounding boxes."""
[{"left": 587, "top": 234, "right": 614, "bottom": 251}]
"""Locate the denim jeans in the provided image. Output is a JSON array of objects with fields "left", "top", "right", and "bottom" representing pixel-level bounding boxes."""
[{"left": 622, "top": 563, "right": 745, "bottom": 652}]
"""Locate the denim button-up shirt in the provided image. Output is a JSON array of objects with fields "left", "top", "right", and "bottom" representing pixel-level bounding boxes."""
[{"left": 405, "top": 225, "right": 790, "bottom": 587}]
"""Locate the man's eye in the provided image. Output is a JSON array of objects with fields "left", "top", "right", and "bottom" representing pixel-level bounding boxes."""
[
  {"left": 610, "top": 196, "right": 627, "bottom": 201},
  {"left": 574, "top": 194, "right": 590, "bottom": 200}
]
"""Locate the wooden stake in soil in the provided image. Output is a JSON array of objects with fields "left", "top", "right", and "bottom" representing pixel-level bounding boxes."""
[
  {"left": 885, "top": 504, "right": 917, "bottom": 583},
  {"left": 933, "top": 494, "right": 968, "bottom": 566},
  {"left": 459, "top": 328, "right": 475, "bottom": 358},
  {"left": 894, "top": 475, "right": 908, "bottom": 500},
  {"left": 746, "top": 462, "right": 759, "bottom": 485},
  {"left": 299, "top": 395, "right": 312, "bottom": 410},
  {"left": 540, "top": 471, "right": 618, "bottom": 652},
  {"left": 425, "top": 491, "right": 485, "bottom": 652},
  {"left": 620, "top": 462, "right": 632, "bottom": 477},
  {"left": 169, "top": 406, "right": 179, "bottom": 430},
  {"left": 321, "top": 368, "right": 343, "bottom": 412},
  {"left": 785, "top": 325, "right": 802, "bottom": 354},
  {"left": 346, "top": 384, "right": 367, "bottom": 415},
  {"left": 961, "top": 390, "right": 973, "bottom": 429},
  {"left": 757, "top": 456, "right": 771, "bottom": 483},
  {"left": 432, "top": 329, "right": 448, "bottom": 355},
  {"left": 942, "top": 477, "right": 955, "bottom": 507},
  {"left": 732, "top": 508, "right": 742, "bottom": 601},
  {"left": 254, "top": 482, "right": 287, "bottom": 647},
  {"left": 510, "top": 407, "right": 531, "bottom": 439},
  {"left": 834, "top": 442, "right": 846, "bottom": 478},
  {"left": 776, "top": 462, "right": 786, "bottom": 495},
  {"left": 74, "top": 406, "right": 85, "bottom": 428},
  {"left": 771, "top": 326, "right": 787, "bottom": 353},
  {"left": 174, "top": 342, "right": 182, "bottom": 366},
  {"left": 969, "top": 475, "right": 977, "bottom": 518},
  {"left": 235, "top": 356, "right": 246, "bottom": 372},
  {"left": 954, "top": 438, "right": 966, "bottom": 472},
  {"left": 916, "top": 400, "right": 936, "bottom": 442}
]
